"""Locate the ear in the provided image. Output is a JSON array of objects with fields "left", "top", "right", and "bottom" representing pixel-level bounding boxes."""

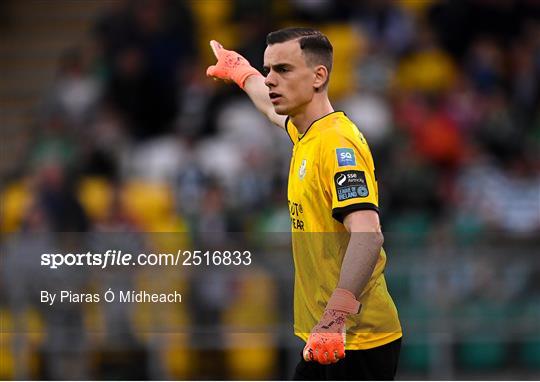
[{"left": 313, "top": 65, "right": 329, "bottom": 91}]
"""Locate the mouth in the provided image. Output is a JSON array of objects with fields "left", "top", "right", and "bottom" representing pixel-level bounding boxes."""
[{"left": 269, "top": 92, "right": 282, "bottom": 104}]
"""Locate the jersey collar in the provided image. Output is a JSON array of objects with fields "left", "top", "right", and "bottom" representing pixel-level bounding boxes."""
[{"left": 293, "top": 111, "right": 345, "bottom": 141}]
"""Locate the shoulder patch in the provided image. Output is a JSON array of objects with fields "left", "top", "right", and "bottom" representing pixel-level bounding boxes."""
[
  {"left": 336, "top": 148, "right": 356, "bottom": 167},
  {"left": 334, "top": 170, "right": 369, "bottom": 201}
]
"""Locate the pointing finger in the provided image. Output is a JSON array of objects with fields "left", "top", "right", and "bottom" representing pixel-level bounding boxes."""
[{"left": 209, "top": 40, "right": 223, "bottom": 58}]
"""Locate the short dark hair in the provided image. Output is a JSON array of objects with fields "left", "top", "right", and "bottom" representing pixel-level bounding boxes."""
[{"left": 266, "top": 27, "right": 333, "bottom": 87}]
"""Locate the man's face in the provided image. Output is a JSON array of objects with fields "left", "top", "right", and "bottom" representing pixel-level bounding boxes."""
[{"left": 263, "top": 40, "right": 317, "bottom": 116}]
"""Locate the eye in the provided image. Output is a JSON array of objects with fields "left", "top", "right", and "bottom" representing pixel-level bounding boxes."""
[
  {"left": 262, "top": 67, "right": 270, "bottom": 75},
  {"left": 276, "top": 67, "right": 289, "bottom": 73}
]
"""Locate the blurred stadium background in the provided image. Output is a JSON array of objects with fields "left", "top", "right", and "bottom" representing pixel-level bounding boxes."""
[{"left": 1, "top": 0, "right": 540, "bottom": 379}]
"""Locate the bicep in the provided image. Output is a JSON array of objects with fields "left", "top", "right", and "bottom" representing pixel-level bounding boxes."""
[
  {"left": 343, "top": 210, "right": 381, "bottom": 233},
  {"left": 269, "top": 113, "right": 287, "bottom": 129},
  {"left": 243, "top": 75, "right": 286, "bottom": 129}
]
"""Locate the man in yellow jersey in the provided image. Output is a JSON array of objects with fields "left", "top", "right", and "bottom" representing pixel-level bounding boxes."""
[{"left": 207, "top": 27, "right": 402, "bottom": 380}]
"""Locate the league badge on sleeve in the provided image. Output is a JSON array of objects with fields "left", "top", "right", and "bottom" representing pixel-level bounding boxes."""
[
  {"left": 334, "top": 170, "right": 369, "bottom": 201},
  {"left": 336, "top": 148, "right": 356, "bottom": 167}
]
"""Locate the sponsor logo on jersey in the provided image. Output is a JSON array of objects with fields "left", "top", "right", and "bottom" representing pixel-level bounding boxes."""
[
  {"left": 288, "top": 200, "right": 305, "bottom": 230},
  {"left": 336, "top": 148, "right": 356, "bottom": 166},
  {"left": 334, "top": 170, "right": 369, "bottom": 201},
  {"left": 336, "top": 173, "right": 347, "bottom": 186}
]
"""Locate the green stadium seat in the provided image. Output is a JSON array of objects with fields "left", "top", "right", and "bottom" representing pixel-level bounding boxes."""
[
  {"left": 398, "top": 302, "right": 431, "bottom": 372},
  {"left": 385, "top": 271, "right": 411, "bottom": 301},
  {"left": 520, "top": 338, "right": 540, "bottom": 369},
  {"left": 456, "top": 302, "right": 508, "bottom": 370},
  {"left": 519, "top": 301, "right": 540, "bottom": 369},
  {"left": 458, "top": 336, "right": 506, "bottom": 369},
  {"left": 385, "top": 212, "right": 432, "bottom": 247},
  {"left": 400, "top": 337, "right": 431, "bottom": 372}
]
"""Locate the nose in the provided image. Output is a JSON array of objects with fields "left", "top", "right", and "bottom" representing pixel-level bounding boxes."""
[{"left": 264, "top": 71, "right": 276, "bottom": 88}]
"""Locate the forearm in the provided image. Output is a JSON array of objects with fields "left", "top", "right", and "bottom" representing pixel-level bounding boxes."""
[
  {"left": 243, "top": 75, "right": 286, "bottom": 128},
  {"left": 304, "top": 215, "right": 381, "bottom": 364},
  {"left": 206, "top": 40, "right": 285, "bottom": 128},
  {"left": 337, "top": 231, "right": 383, "bottom": 297},
  {"left": 304, "top": 230, "right": 378, "bottom": 364}
]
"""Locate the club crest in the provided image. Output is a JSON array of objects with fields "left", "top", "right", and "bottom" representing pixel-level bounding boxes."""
[{"left": 299, "top": 159, "right": 307, "bottom": 179}]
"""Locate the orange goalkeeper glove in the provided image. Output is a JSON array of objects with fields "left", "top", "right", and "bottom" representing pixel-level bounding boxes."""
[
  {"left": 303, "top": 288, "right": 361, "bottom": 365},
  {"left": 206, "top": 40, "right": 262, "bottom": 90}
]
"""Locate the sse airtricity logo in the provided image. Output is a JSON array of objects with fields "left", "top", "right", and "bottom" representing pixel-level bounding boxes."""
[
  {"left": 334, "top": 170, "right": 369, "bottom": 201},
  {"left": 336, "top": 148, "right": 356, "bottom": 166}
]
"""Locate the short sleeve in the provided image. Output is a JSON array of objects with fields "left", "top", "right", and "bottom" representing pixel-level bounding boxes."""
[{"left": 320, "top": 135, "right": 379, "bottom": 223}]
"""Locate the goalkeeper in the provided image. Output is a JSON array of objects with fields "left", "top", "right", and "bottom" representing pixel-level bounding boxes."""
[{"left": 207, "top": 27, "right": 402, "bottom": 380}]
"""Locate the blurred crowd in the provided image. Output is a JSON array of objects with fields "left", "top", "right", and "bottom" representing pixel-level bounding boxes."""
[
  {"left": 3, "top": 0, "right": 540, "bottom": 240},
  {"left": 2, "top": 0, "right": 540, "bottom": 379}
]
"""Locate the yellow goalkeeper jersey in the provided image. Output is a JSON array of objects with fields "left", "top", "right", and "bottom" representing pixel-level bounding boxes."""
[{"left": 286, "top": 111, "right": 402, "bottom": 350}]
